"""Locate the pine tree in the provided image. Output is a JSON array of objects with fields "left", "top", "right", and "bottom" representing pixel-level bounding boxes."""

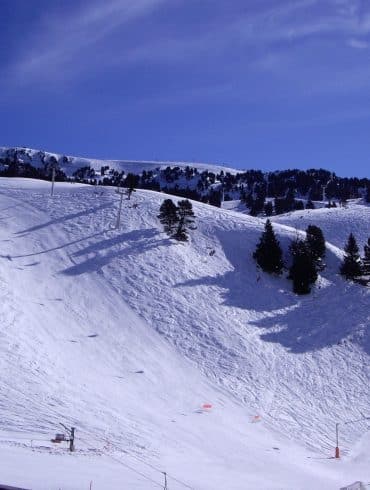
[
  {"left": 208, "top": 190, "right": 222, "bottom": 207},
  {"left": 285, "top": 187, "right": 295, "bottom": 211},
  {"left": 366, "top": 186, "right": 370, "bottom": 203},
  {"left": 305, "top": 200, "right": 315, "bottom": 210},
  {"left": 244, "top": 191, "right": 254, "bottom": 209},
  {"left": 340, "top": 233, "right": 362, "bottom": 279},
  {"left": 264, "top": 201, "right": 273, "bottom": 216},
  {"left": 305, "top": 225, "right": 326, "bottom": 268},
  {"left": 158, "top": 199, "right": 179, "bottom": 235},
  {"left": 362, "top": 238, "right": 370, "bottom": 275},
  {"left": 173, "top": 199, "right": 196, "bottom": 241},
  {"left": 124, "top": 173, "right": 138, "bottom": 200},
  {"left": 250, "top": 198, "right": 264, "bottom": 216},
  {"left": 274, "top": 197, "right": 286, "bottom": 215},
  {"left": 253, "top": 219, "right": 284, "bottom": 274},
  {"left": 289, "top": 239, "right": 318, "bottom": 294},
  {"left": 294, "top": 200, "right": 305, "bottom": 211},
  {"left": 308, "top": 182, "right": 323, "bottom": 201}
]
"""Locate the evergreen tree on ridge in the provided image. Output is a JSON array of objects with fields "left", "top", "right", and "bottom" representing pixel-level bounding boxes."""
[
  {"left": 253, "top": 219, "right": 284, "bottom": 274},
  {"left": 340, "top": 233, "right": 362, "bottom": 280}
]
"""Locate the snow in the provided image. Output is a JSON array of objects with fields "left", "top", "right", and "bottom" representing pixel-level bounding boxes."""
[
  {"left": 0, "top": 147, "right": 238, "bottom": 177},
  {"left": 0, "top": 177, "right": 369, "bottom": 489},
  {"left": 272, "top": 201, "right": 370, "bottom": 251}
]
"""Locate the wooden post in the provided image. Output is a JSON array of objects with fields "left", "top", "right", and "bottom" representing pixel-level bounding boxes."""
[
  {"left": 70, "top": 427, "right": 75, "bottom": 452},
  {"left": 163, "top": 472, "right": 168, "bottom": 490},
  {"left": 51, "top": 167, "right": 56, "bottom": 196},
  {"left": 335, "top": 422, "right": 340, "bottom": 458},
  {"left": 115, "top": 188, "right": 125, "bottom": 229}
]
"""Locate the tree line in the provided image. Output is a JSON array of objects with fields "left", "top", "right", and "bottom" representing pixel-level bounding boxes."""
[
  {"left": 253, "top": 220, "right": 370, "bottom": 294},
  {"left": 2, "top": 148, "right": 369, "bottom": 216}
]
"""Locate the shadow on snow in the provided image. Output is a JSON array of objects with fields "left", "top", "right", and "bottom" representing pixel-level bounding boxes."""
[
  {"left": 61, "top": 228, "right": 170, "bottom": 276},
  {"left": 15, "top": 202, "right": 112, "bottom": 235},
  {"left": 176, "top": 230, "right": 370, "bottom": 354}
]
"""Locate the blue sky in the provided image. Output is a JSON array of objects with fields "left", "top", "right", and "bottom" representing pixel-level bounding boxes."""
[{"left": 1, "top": 0, "right": 370, "bottom": 177}]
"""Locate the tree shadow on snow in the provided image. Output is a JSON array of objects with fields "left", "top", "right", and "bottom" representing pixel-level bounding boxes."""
[
  {"left": 176, "top": 229, "right": 297, "bottom": 312},
  {"left": 250, "top": 282, "right": 370, "bottom": 354},
  {"left": 61, "top": 228, "right": 170, "bottom": 276},
  {"left": 15, "top": 202, "right": 112, "bottom": 236},
  {"left": 11, "top": 230, "right": 109, "bottom": 258},
  {"left": 176, "top": 229, "right": 370, "bottom": 354}
]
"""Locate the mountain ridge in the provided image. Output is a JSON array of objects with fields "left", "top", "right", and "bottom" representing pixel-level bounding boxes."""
[{"left": 1, "top": 146, "right": 369, "bottom": 215}]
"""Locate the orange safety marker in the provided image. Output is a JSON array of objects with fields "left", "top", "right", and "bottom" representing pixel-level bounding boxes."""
[
  {"left": 202, "top": 403, "right": 213, "bottom": 410},
  {"left": 251, "top": 415, "right": 261, "bottom": 423}
]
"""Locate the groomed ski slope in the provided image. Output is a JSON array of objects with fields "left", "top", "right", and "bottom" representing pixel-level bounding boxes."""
[{"left": 0, "top": 178, "right": 369, "bottom": 489}]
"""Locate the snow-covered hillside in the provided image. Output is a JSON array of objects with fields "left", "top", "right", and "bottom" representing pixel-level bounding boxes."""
[
  {"left": 0, "top": 178, "right": 369, "bottom": 489},
  {"left": 272, "top": 201, "right": 369, "bottom": 250},
  {"left": 0, "top": 146, "right": 237, "bottom": 176}
]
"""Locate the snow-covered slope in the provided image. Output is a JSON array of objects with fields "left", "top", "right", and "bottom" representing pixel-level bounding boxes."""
[
  {"left": 0, "top": 146, "right": 237, "bottom": 176},
  {"left": 272, "top": 200, "right": 369, "bottom": 251},
  {"left": 0, "top": 178, "right": 369, "bottom": 489}
]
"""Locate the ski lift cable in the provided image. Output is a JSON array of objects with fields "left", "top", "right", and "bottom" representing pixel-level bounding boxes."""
[
  {"left": 126, "top": 450, "right": 196, "bottom": 490},
  {"left": 104, "top": 440, "right": 196, "bottom": 490},
  {"left": 105, "top": 452, "right": 163, "bottom": 489},
  {"left": 74, "top": 426, "right": 197, "bottom": 490},
  {"left": 79, "top": 433, "right": 196, "bottom": 490}
]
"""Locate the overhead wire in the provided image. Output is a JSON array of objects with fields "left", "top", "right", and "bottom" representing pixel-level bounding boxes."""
[
  {"left": 93, "top": 437, "right": 196, "bottom": 490},
  {"left": 106, "top": 452, "right": 164, "bottom": 489},
  {"left": 0, "top": 427, "right": 197, "bottom": 489}
]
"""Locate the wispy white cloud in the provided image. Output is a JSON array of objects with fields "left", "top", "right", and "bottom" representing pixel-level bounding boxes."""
[
  {"left": 6, "top": 0, "right": 370, "bottom": 107},
  {"left": 347, "top": 38, "right": 370, "bottom": 49},
  {"left": 9, "top": 0, "right": 169, "bottom": 84},
  {"left": 232, "top": 0, "right": 370, "bottom": 45}
]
